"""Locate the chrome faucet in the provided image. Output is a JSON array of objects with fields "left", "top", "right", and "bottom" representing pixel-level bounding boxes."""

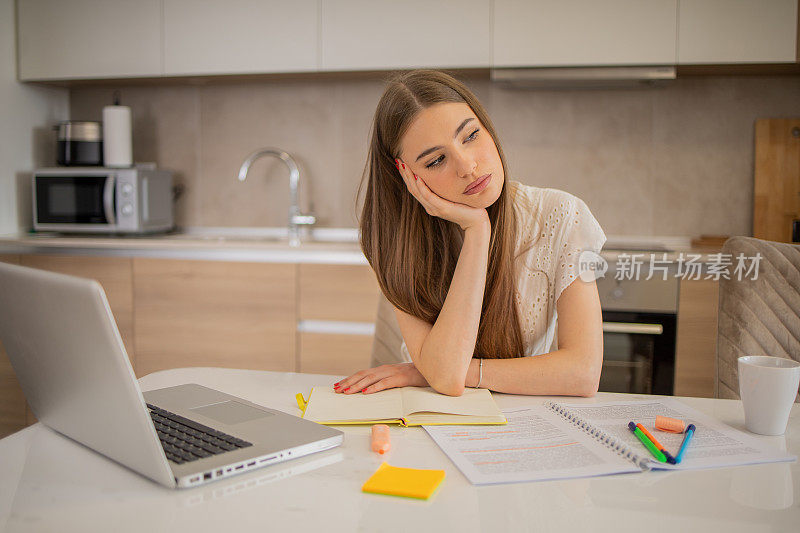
[{"left": 237, "top": 148, "right": 316, "bottom": 247}]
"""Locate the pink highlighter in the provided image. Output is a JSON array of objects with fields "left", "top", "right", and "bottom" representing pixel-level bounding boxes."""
[{"left": 371, "top": 424, "right": 391, "bottom": 454}]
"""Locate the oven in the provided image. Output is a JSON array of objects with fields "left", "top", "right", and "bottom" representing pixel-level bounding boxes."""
[{"left": 596, "top": 263, "right": 679, "bottom": 395}]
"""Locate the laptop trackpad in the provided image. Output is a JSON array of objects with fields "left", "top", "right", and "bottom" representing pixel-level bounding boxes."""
[{"left": 190, "top": 401, "right": 273, "bottom": 425}]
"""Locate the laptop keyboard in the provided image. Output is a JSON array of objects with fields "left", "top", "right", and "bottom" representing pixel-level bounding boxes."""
[{"left": 147, "top": 404, "right": 253, "bottom": 465}]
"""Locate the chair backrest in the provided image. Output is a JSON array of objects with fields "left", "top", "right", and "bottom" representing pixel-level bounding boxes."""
[
  {"left": 716, "top": 236, "right": 800, "bottom": 400},
  {"left": 370, "top": 292, "right": 411, "bottom": 367}
]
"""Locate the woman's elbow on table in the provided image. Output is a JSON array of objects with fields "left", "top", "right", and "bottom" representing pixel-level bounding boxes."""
[
  {"left": 578, "top": 375, "right": 600, "bottom": 398},
  {"left": 578, "top": 351, "right": 603, "bottom": 397},
  {"left": 427, "top": 376, "right": 466, "bottom": 397}
]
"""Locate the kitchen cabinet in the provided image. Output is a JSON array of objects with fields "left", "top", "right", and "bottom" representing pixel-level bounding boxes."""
[
  {"left": 298, "top": 264, "right": 380, "bottom": 375},
  {"left": 2, "top": 251, "right": 380, "bottom": 436},
  {"left": 163, "top": 0, "right": 318, "bottom": 76},
  {"left": 133, "top": 258, "right": 296, "bottom": 376},
  {"left": 16, "top": 0, "right": 800, "bottom": 81},
  {"left": 1, "top": 254, "right": 131, "bottom": 434},
  {"left": 319, "top": 0, "right": 492, "bottom": 71},
  {"left": 299, "top": 333, "right": 375, "bottom": 376},
  {"left": 674, "top": 278, "right": 719, "bottom": 398},
  {"left": 0, "top": 342, "right": 27, "bottom": 439},
  {"left": 18, "top": 255, "right": 136, "bottom": 369},
  {"left": 0, "top": 255, "right": 27, "bottom": 439},
  {"left": 17, "top": 0, "right": 162, "bottom": 81},
  {"left": 754, "top": 118, "right": 800, "bottom": 243},
  {"left": 493, "top": 0, "right": 678, "bottom": 67},
  {"left": 678, "top": 0, "right": 799, "bottom": 64}
]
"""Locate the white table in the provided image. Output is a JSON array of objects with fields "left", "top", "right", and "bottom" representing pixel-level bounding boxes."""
[{"left": 1, "top": 368, "right": 797, "bottom": 532}]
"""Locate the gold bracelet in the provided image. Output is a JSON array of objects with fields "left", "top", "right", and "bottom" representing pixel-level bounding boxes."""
[{"left": 475, "top": 359, "right": 483, "bottom": 388}]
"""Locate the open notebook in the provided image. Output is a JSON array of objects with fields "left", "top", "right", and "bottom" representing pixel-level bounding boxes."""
[
  {"left": 424, "top": 398, "right": 797, "bottom": 485},
  {"left": 299, "top": 386, "right": 506, "bottom": 426}
]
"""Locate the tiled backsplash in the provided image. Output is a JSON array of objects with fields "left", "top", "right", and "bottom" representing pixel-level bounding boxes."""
[{"left": 68, "top": 73, "right": 800, "bottom": 237}]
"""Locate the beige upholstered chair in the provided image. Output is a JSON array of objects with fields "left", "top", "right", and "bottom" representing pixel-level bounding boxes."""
[
  {"left": 716, "top": 236, "right": 800, "bottom": 400},
  {"left": 370, "top": 293, "right": 411, "bottom": 367}
]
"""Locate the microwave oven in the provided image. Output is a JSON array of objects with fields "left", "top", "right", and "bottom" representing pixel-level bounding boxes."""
[{"left": 33, "top": 167, "right": 173, "bottom": 234}]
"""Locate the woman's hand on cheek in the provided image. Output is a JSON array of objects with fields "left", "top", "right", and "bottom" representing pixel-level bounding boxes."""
[
  {"left": 395, "top": 158, "right": 489, "bottom": 232},
  {"left": 333, "top": 363, "right": 429, "bottom": 394}
]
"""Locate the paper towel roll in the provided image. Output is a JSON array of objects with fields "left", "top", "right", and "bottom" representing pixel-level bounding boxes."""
[{"left": 102, "top": 105, "right": 132, "bottom": 167}]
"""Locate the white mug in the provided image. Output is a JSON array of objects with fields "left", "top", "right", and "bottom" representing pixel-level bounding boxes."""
[{"left": 738, "top": 356, "right": 800, "bottom": 436}]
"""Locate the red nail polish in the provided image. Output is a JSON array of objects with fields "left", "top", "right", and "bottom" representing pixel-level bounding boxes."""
[
  {"left": 334, "top": 382, "right": 340, "bottom": 386},
  {"left": 343, "top": 387, "right": 350, "bottom": 392},
  {"left": 401, "top": 163, "right": 406, "bottom": 169}
]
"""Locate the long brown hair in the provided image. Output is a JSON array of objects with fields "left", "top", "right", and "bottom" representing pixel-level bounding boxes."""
[{"left": 359, "top": 70, "right": 524, "bottom": 359}]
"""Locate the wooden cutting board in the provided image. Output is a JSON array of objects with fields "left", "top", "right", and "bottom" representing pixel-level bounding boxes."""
[{"left": 753, "top": 118, "right": 800, "bottom": 243}]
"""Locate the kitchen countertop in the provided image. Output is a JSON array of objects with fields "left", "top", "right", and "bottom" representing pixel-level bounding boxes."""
[
  {"left": 0, "top": 228, "right": 368, "bottom": 264},
  {"left": 0, "top": 228, "right": 725, "bottom": 265}
]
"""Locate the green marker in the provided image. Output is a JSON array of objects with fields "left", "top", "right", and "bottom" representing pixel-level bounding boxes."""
[{"left": 628, "top": 421, "right": 666, "bottom": 462}]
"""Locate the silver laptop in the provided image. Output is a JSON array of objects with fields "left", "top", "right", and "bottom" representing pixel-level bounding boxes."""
[{"left": 0, "top": 261, "right": 343, "bottom": 489}]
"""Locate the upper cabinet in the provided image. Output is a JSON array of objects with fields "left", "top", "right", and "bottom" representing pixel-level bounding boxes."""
[
  {"left": 319, "top": 0, "right": 492, "bottom": 71},
  {"left": 493, "top": 0, "right": 678, "bottom": 67},
  {"left": 163, "top": 0, "right": 318, "bottom": 76},
  {"left": 17, "top": 0, "right": 162, "bottom": 80},
  {"left": 678, "top": 0, "right": 799, "bottom": 64},
  {"left": 15, "top": 0, "right": 800, "bottom": 81}
]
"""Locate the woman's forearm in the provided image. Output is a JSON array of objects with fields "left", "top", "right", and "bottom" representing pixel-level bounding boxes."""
[
  {"left": 462, "top": 348, "right": 602, "bottom": 397},
  {"left": 415, "top": 222, "right": 491, "bottom": 395}
]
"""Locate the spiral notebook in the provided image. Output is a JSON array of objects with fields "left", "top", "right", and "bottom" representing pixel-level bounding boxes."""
[{"left": 424, "top": 398, "right": 796, "bottom": 485}]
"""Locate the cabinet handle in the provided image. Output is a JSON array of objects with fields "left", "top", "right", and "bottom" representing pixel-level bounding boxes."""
[
  {"left": 297, "top": 320, "right": 375, "bottom": 336},
  {"left": 602, "top": 322, "right": 663, "bottom": 335}
]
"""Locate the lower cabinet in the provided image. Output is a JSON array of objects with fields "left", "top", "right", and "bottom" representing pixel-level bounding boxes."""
[
  {"left": 297, "top": 264, "right": 380, "bottom": 376},
  {"left": 0, "top": 251, "right": 381, "bottom": 437},
  {"left": 0, "top": 255, "right": 27, "bottom": 439},
  {"left": 2, "top": 253, "right": 135, "bottom": 437},
  {"left": 674, "top": 279, "right": 719, "bottom": 398},
  {"left": 133, "top": 258, "right": 297, "bottom": 376},
  {"left": 19, "top": 255, "right": 135, "bottom": 368},
  {"left": 299, "top": 333, "right": 375, "bottom": 376}
]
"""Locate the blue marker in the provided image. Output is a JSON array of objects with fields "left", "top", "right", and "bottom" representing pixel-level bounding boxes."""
[{"left": 674, "top": 424, "right": 696, "bottom": 464}]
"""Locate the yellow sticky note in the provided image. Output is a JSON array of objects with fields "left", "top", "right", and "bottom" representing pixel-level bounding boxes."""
[{"left": 362, "top": 462, "right": 445, "bottom": 500}]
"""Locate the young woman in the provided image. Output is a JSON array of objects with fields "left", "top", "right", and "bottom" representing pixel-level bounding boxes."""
[{"left": 335, "top": 70, "right": 606, "bottom": 397}]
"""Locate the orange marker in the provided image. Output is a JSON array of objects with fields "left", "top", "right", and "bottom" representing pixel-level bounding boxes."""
[
  {"left": 655, "top": 415, "right": 686, "bottom": 433},
  {"left": 636, "top": 422, "right": 676, "bottom": 464},
  {"left": 371, "top": 424, "right": 391, "bottom": 454}
]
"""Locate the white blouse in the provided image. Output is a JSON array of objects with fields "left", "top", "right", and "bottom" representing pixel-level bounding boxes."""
[
  {"left": 398, "top": 180, "right": 606, "bottom": 361},
  {"left": 509, "top": 181, "right": 606, "bottom": 356}
]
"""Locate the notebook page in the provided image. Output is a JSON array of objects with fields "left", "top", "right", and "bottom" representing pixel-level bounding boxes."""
[
  {"left": 401, "top": 387, "right": 504, "bottom": 418},
  {"left": 423, "top": 406, "right": 640, "bottom": 485},
  {"left": 554, "top": 398, "right": 796, "bottom": 471},
  {"left": 302, "top": 387, "right": 403, "bottom": 423}
]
